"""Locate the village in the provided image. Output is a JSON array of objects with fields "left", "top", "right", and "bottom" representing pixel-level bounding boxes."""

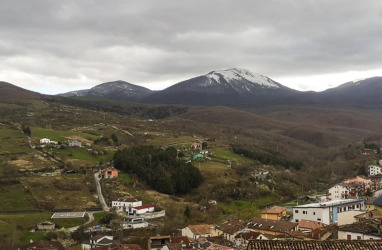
[{"left": 17, "top": 135, "right": 382, "bottom": 249}]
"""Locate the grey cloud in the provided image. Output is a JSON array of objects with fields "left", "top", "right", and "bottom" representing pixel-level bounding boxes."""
[{"left": 0, "top": 0, "right": 382, "bottom": 93}]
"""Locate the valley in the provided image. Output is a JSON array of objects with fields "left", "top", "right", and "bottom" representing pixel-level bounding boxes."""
[{"left": 0, "top": 81, "right": 381, "bottom": 248}]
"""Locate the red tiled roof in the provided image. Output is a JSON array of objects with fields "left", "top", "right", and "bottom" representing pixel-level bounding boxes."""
[
  {"left": 120, "top": 244, "right": 142, "bottom": 250},
  {"left": 298, "top": 219, "right": 326, "bottom": 230},
  {"left": 187, "top": 224, "right": 213, "bottom": 235},
  {"left": 133, "top": 204, "right": 154, "bottom": 210},
  {"left": 247, "top": 240, "right": 382, "bottom": 249},
  {"left": 18, "top": 241, "right": 65, "bottom": 250},
  {"left": 170, "top": 236, "right": 192, "bottom": 247},
  {"left": 261, "top": 206, "right": 286, "bottom": 214}
]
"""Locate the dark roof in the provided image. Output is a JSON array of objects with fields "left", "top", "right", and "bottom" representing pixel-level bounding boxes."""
[
  {"left": 339, "top": 219, "right": 382, "bottom": 237},
  {"left": 323, "top": 224, "right": 339, "bottom": 240},
  {"left": 218, "top": 219, "right": 246, "bottom": 234},
  {"left": 18, "top": 241, "right": 65, "bottom": 250},
  {"left": 247, "top": 240, "right": 382, "bottom": 249},
  {"left": 205, "top": 236, "right": 233, "bottom": 247},
  {"left": 234, "top": 231, "right": 262, "bottom": 240},
  {"left": 247, "top": 217, "right": 298, "bottom": 233},
  {"left": 116, "top": 197, "right": 139, "bottom": 202},
  {"left": 97, "top": 238, "right": 115, "bottom": 245},
  {"left": 373, "top": 195, "right": 382, "bottom": 207}
]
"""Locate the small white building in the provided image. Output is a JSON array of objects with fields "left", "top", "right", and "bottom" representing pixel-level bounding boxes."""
[
  {"left": 292, "top": 199, "right": 364, "bottom": 225},
  {"left": 369, "top": 165, "right": 382, "bottom": 176},
  {"left": 68, "top": 140, "right": 81, "bottom": 147},
  {"left": 40, "top": 138, "right": 51, "bottom": 144},
  {"left": 112, "top": 198, "right": 142, "bottom": 213},
  {"left": 129, "top": 204, "right": 155, "bottom": 215},
  {"left": 122, "top": 217, "right": 148, "bottom": 229},
  {"left": 327, "top": 184, "right": 350, "bottom": 201},
  {"left": 82, "top": 235, "right": 114, "bottom": 249}
]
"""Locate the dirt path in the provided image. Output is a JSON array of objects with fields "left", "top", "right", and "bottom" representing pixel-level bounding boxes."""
[{"left": 94, "top": 171, "right": 110, "bottom": 212}]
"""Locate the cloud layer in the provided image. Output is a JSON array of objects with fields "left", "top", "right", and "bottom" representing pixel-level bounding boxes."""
[{"left": 1, "top": 0, "right": 382, "bottom": 93}]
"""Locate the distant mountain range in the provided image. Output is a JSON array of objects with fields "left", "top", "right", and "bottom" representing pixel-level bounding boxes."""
[{"left": 2, "top": 68, "right": 382, "bottom": 108}]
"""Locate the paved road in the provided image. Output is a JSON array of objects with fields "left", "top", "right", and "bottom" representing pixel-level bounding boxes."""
[
  {"left": 68, "top": 212, "right": 95, "bottom": 232},
  {"left": 94, "top": 171, "right": 110, "bottom": 212}
]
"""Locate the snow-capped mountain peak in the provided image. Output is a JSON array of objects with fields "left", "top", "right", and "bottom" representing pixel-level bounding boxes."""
[{"left": 206, "top": 68, "right": 279, "bottom": 89}]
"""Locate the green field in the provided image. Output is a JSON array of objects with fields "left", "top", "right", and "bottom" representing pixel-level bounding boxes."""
[
  {"left": 0, "top": 212, "right": 52, "bottom": 235},
  {"left": 21, "top": 175, "right": 99, "bottom": 211},
  {"left": 118, "top": 173, "right": 133, "bottom": 184},
  {"left": 210, "top": 148, "right": 252, "bottom": 163},
  {"left": 0, "top": 184, "right": 36, "bottom": 211},
  {"left": 52, "top": 214, "right": 88, "bottom": 228},
  {"left": 93, "top": 211, "right": 107, "bottom": 222},
  {"left": 218, "top": 195, "right": 281, "bottom": 220},
  {"left": 31, "top": 127, "right": 98, "bottom": 142},
  {"left": 19, "top": 231, "right": 48, "bottom": 244},
  {"left": 0, "top": 126, "right": 32, "bottom": 154},
  {"left": 54, "top": 148, "right": 99, "bottom": 162}
]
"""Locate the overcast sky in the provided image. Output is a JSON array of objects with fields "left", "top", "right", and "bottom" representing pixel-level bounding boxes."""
[{"left": 1, "top": 1, "right": 382, "bottom": 94}]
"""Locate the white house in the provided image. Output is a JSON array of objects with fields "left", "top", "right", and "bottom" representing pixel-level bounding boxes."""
[
  {"left": 327, "top": 184, "right": 350, "bottom": 201},
  {"left": 181, "top": 224, "right": 213, "bottom": 240},
  {"left": 292, "top": 199, "right": 364, "bottom": 225},
  {"left": 369, "top": 165, "right": 382, "bottom": 176},
  {"left": 338, "top": 220, "right": 382, "bottom": 240},
  {"left": 40, "top": 138, "right": 51, "bottom": 144},
  {"left": 68, "top": 140, "right": 81, "bottom": 147},
  {"left": 122, "top": 217, "right": 148, "bottom": 229},
  {"left": 82, "top": 235, "right": 115, "bottom": 249},
  {"left": 129, "top": 204, "right": 155, "bottom": 215},
  {"left": 112, "top": 197, "right": 142, "bottom": 213}
]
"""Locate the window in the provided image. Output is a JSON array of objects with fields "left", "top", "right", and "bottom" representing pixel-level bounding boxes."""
[
  {"left": 295, "top": 219, "right": 299, "bottom": 222},
  {"left": 317, "top": 218, "right": 321, "bottom": 221},
  {"left": 313, "top": 212, "right": 316, "bottom": 215},
  {"left": 347, "top": 235, "right": 351, "bottom": 241},
  {"left": 295, "top": 210, "right": 299, "bottom": 213},
  {"left": 357, "top": 236, "right": 361, "bottom": 240}
]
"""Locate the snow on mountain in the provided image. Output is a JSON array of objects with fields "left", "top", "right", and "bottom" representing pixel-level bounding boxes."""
[
  {"left": 141, "top": 68, "right": 298, "bottom": 106},
  {"left": 206, "top": 68, "right": 279, "bottom": 89}
]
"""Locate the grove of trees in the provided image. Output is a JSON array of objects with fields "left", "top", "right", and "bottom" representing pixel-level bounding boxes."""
[{"left": 113, "top": 145, "right": 203, "bottom": 195}]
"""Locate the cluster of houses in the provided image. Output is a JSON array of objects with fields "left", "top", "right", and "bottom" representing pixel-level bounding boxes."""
[
  {"left": 111, "top": 197, "right": 165, "bottom": 230},
  {"left": 39, "top": 137, "right": 82, "bottom": 147},
  {"left": 324, "top": 175, "right": 381, "bottom": 201},
  {"left": 145, "top": 199, "right": 382, "bottom": 249}
]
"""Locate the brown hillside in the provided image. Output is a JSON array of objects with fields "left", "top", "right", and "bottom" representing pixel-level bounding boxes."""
[{"left": 0, "top": 81, "right": 41, "bottom": 102}]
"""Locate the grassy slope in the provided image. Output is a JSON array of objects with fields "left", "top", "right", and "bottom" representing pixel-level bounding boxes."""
[
  {"left": 32, "top": 127, "right": 98, "bottom": 142},
  {"left": 0, "top": 184, "right": 36, "bottom": 211},
  {"left": 21, "top": 175, "right": 99, "bottom": 211},
  {"left": 0, "top": 126, "right": 32, "bottom": 154}
]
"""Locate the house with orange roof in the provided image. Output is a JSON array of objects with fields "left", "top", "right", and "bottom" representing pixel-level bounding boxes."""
[
  {"left": 261, "top": 206, "right": 287, "bottom": 221},
  {"left": 298, "top": 219, "right": 326, "bottom": 233},
  {"left": 182, "top": 224, "right": 213, "bottom": 240},
  {"left": 104, "top": 168, "right": 119, "bottom": 179}
]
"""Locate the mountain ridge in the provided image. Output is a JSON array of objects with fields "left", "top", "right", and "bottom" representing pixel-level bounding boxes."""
[{"left": 58, "top": 80, "right": 154, "bottom": 102}]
